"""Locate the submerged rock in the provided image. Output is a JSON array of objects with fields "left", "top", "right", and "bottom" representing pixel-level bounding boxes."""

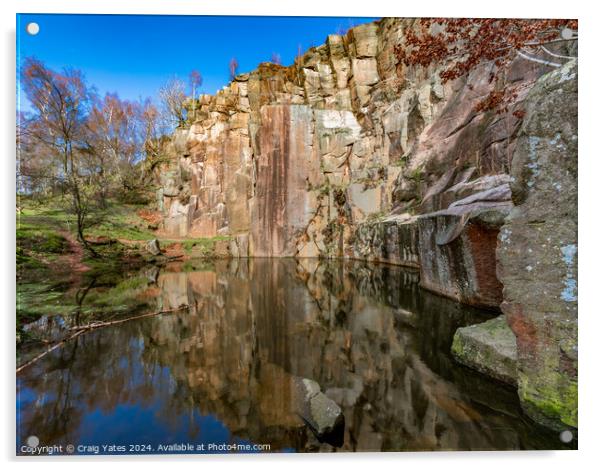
[{"left": 452, "top": 316, "right": 517, "bottom": 386}]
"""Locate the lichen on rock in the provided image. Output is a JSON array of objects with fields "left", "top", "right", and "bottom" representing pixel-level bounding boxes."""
[{"left": 497, "top": 59, "right": 578, "bottom": 430}]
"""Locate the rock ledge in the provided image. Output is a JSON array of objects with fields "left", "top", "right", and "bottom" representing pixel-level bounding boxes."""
[{"left": 452, "top": 316, "right": 517, "bottom": 386}]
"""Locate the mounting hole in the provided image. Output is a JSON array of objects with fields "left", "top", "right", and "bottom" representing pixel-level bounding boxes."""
[
  {"left": 561, "top": 28, "right": 574, "bottom": 40},
  {"left": 26, "top": 22, "right": 40, "bottom": 36},
  {"left": 559, "top": 430, "right": 574, "bottom": 443}
]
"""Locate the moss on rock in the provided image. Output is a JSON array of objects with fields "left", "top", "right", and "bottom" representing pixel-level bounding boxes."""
[{"left": 451, "top": 315, "right": 518, "bottom": 386}]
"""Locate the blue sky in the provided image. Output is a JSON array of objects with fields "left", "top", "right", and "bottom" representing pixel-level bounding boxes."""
[{"left": 17, "top": 14, "right": 378, "bottom": 105}]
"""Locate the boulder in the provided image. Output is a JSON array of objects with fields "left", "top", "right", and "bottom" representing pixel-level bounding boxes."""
[
  {"left": 497, "top": 60, "right": 578, "bottom": 430},
  {"left": 145, "top": 239, "right": 161, "bottom": 256},
  {"left": 452, "top": 315, "right": 518, "bottom": 385},
  {"left": 292, "top": 377, "right": 344, "bottom": 444}
]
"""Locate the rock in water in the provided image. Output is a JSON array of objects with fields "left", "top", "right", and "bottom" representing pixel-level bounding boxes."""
[
  {"left": 293, "top": 377, "right": 344, "bottom": 445},
  {"left": 497, "top": 60, "right": 578, "bottom": 430},
  {"left": 452, "top": 316, "right": 517, "bottom": 386},
  {"left": 145, "top": 238, "right": 161, "bottom": 256}
]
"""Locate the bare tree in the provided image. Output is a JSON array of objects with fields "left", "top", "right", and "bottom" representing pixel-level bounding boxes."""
[
  {"left": 87, "top": 93, "right": 143, "bottom": 203},
  {"left": 20, "top": 58, "right": 98, "bottom": 252},
  {"left": 17, "top": 115, "right": 58, "bottom": 198},
  {"left": 229, "top": 57, "right": 239, "bottom": 81},
  {"left": 271, "top": 53, "right": 281, "bottom": 65},
  {"left": 188, "top": 70, "right": 202, "bottom": 121},
  {"left": 139, "top": 98, "right": 172, "bottom": 181},
  {"left": 159, "top": 77, "right": 187, "bottom": 128}
]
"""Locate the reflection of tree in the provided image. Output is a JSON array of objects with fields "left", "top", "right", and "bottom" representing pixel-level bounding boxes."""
[
  {"left": 18, "top": 259, "right": 568, "bottom": 452},
  {"left": 19, "top": 337, "right": 82, "bottom": 445}
]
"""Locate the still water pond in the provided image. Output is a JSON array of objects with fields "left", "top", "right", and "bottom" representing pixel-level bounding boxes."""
[{"left": 17, "top": 258, "right": 570, "bottom": 453}]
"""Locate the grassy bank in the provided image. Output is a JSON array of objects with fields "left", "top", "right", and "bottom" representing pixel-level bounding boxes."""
[{"left": 16, "top": 196, "right": 228, "bottom": 343}]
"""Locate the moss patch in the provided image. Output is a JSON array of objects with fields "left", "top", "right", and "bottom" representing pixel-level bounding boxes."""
[{"left": 520, "top": 375, "right": 578, "bottom": 430}]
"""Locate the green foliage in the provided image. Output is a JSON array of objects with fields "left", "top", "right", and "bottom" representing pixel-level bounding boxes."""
[
  {"left": 16, "top": 214, "right": 70, "bottom": 276},
  {"left": 82, "top": 200, "right": 157, "bottom": 241},
  {"left": 391, "top": 154, "right": 410, "bottom": 167},
  {"left": 164, "top": 236, "right": 230, "bottom": 256},
  {"left": 407, "top": 165, "right": 425, "bottom": 183},
  {"left": 365, "top": 211, "right": 387, "bottom": 223}
]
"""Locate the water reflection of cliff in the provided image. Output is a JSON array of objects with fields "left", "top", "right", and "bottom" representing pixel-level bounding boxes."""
[{"left": 17, "top": 259, "right": 566, "bottom": 452}]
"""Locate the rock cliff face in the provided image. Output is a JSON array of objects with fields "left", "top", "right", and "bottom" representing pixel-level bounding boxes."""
[
  {"left": 158, "top": 17, "right": 555, "bottom": 306},
  {"left": 497, "top": 60, "right": 578, "bottom": 430},
  {"left": 155, "top": 18, "right": 577, "bottom": 431}
]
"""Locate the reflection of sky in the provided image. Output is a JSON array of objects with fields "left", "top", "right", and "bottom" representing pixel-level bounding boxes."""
[
  {"left": 17, "top": 328, "right": 285, "bottom": 455},
  {"left": 16, "top": 14, "right": 378, "bottom": 110}
]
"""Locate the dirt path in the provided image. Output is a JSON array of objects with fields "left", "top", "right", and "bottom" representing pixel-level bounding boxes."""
[{"left": 58, "top": 230, "right": 90, "bottom": 274}]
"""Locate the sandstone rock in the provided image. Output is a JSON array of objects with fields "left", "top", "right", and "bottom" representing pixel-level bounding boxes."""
[
  {"left": 452, "top": 315, "right": 518, "bottom": 385},
  {"left": 347, "top": 183, "right": 382, "bottom": 221},
  {"left": 418, "top": 201, "right": 511, "bottom": 308},
  {"left": 353, "top": 214, "right": 419, "bottom": 267},
  {"left": 292, "top": 377, "right": 344, "bottom": 443},
  {"left": 145, "top": 239, "right": 161, "bottom": 256},
  {"left": 350, "top": 23, "right": 379, "bottom": 58},
  {"left": 351, "top": 58, "right": 379, "bottom": 86},
  {"left": 153, "top": 17, "right": 567, "bottom": 331},
  {"left": 328, "top": 34, "right": 351, "bottom": 90},
  {"left": 497, "top": 60, "right": 578, "bottom": 430},
  {"left": 315, "top": 109, "right": 361, "bottom": 167},
  {"left": 251, "top": 105, "right": 320, "bottom": 256},
  {"left": 420, "top": 167, "right": 458, "bottom": 212}
]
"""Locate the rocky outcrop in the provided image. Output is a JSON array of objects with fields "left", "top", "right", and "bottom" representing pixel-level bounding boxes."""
[
  {"left": 352, "top": 214, "right": 419, "bottom": 267},
  {"left": 452, "top": 316, "right": 517, "bottom": 385},
  {"left": 417, "top": 183, "right": 512, "bottom": 308},
  {"left": 156, "top": 17, "right": 565, "bottom": 287},
  {"left": 151, "top": 18, "right": 577, "bottom": 432},
  {"left": 497, "top": 60, "right": 578, "bottom": 430},
  {"left": 292, "top": 377, "right": 344, "bottom": 443}
]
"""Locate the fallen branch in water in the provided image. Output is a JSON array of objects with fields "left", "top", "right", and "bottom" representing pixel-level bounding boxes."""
[
  {"left": 16, "top": 330, "right": 86, "bottom": 374},
  {"left": 69, "top": 306, "right": 189, "bottom": 331},
  {"left": 16, "top": 306, "right": 189, "bottom": 373}
]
